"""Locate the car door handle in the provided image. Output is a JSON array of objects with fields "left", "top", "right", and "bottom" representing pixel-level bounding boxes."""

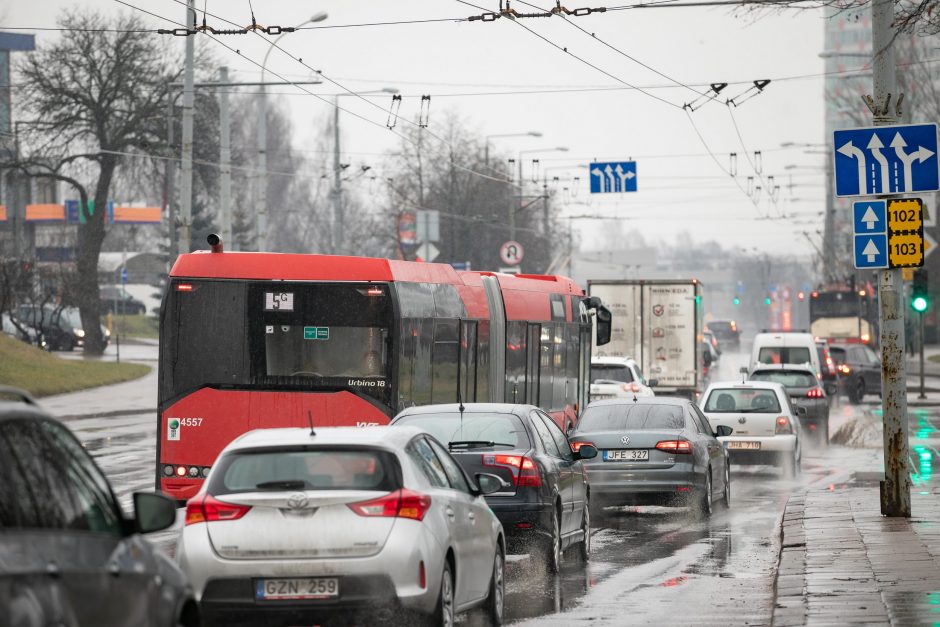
[{"left": 445, "top": 507, "right": 455, "bottom": 519}]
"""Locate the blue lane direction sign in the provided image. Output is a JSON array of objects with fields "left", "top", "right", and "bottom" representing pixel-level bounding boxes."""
[
  {"left": 834, "top": 123, "right": 939, "bottom": 197},
  {"left": 854, "top": 234, "right": 888, "bottom": 269},
  {"left": 589, "top": 161, "right": 637, "bottom": 194},
  {"left": 853, "top": 200, "right": 886, "bottom": 234}
]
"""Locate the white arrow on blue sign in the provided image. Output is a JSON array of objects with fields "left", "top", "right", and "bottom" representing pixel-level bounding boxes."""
[
  {"left": 834, "top": 123, "right": 939, "bottom": 197},
  {"left": 853, "top": 234, "right": 888, "bottom": 269},
  {"left": 589, "top": 161, "right": 637, "bottom": 194},
  {"left": 853, "top": 200, "right": 886, "bottom": 233}
]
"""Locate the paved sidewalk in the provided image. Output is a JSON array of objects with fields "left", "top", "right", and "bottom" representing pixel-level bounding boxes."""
[{"left": 773, "top": 483, "right": 940, "bottom": 625}]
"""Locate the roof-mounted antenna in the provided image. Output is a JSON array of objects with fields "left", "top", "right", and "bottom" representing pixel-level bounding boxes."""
[
  {"left": 457, "top": 387, "right": 465, "bottom": 440},
  {"left": 307, "top": 410, "right": 316, "bottom": 437}
]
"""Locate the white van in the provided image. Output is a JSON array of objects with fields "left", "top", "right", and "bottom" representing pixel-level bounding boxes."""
[{"left": 749, "top": 332, "right": 822, "bottom": 379}]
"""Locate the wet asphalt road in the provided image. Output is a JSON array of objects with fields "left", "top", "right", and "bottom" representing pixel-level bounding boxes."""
[{"left": 53, "top": 344, "right": 940, "bottom": 625}]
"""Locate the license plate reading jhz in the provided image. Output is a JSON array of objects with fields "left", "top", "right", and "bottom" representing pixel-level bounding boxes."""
[
  {"left": 604, "top": 449, "right": 649, "bottom": 461},
  {"left": 256, "top": 578, "right": 339, "bottom": 600},
  {"left": 727, "top": 441, "right": 761, "bottom": 450}
]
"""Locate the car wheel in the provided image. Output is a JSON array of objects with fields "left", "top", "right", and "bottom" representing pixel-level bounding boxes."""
[
  {"left": 782, "top": 451, "right": 798, "bottom": 478},
  {"left": 545, "top": 506, "right": 562, "bottom": 574},
  {"left": 482, "top": 544, "right": 505, "bottom": 626},
  {"left": 60, "top": 336, "right": 74, "bottom": 352},
  {"left": 428, "top": 560, "right": 455, "bottom": 627},
  {"left": 721, "top": 466, "right": 731, "bottom": 509},
  {"left": 698, "top": 471, "right": 713, "bottom": 518},
  {"left": 576, "top": 498, "right": 591, "bottom": 563},
  {"left": 850, "top": 378, "right": 866, "bottom": 404}
]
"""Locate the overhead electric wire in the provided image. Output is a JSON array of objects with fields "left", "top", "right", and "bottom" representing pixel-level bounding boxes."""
[
  {"left": 504, "top": 16, "right": 684, "bottom": 109},
  {"left": 513, "top": 0, "right": 709, "bottom": 100},
  {"left": 155, "top": 0, "right": 513, "bottom": 185}
]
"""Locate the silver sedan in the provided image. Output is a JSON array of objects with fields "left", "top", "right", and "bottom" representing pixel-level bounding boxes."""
[
  {"left": 177, "top": 426, "right": 506, "bottom": 626},
  {"left": 569, "top": 397, "right": 732, "bottom": 517}
]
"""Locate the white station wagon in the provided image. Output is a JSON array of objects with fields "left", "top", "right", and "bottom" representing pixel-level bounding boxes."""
[{"left": 698, "top": 380, "right": 803, "bottom": 478}]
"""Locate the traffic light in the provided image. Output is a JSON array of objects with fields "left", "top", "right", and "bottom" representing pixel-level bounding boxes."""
[
  {"left": 733, "top": 297, "right": 741, "bottom": 306},
  {"left": 912, "top": 269, "right": 929, "bottom": 313},
  {"left": 764, "top": 296, "right": 772, "bottom": 306}
]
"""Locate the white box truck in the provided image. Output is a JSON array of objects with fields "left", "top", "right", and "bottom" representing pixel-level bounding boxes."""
[{"left": 588, "top": 279, "right": 704, "bottom": 399}]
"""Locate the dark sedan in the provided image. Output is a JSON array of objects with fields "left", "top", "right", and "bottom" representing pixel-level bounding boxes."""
[
  {"left": 707, "top": 319, "right": 740, "bottom": 349},
  {"left": 0, "top": 387, "right": 198, "bottom": 627},
  {"left": 391, "top": 403, "right": 597, "bottom": 573},
  {"left": 829, "top": 342, "right": 882, "bottom": 403},
  {"left": 749, "top": 365, "right": 830, "bottom": 445},
  {"left": 568, "top": 397, "right": 731, "bottom": 518}
]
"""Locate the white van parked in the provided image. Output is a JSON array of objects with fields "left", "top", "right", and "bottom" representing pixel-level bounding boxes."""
[{"left": 749, "top": 332, "right": 822, "bottom": 379}]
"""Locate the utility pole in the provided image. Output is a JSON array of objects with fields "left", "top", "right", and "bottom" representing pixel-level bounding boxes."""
[
  {"left": 218, "top": 66, "right": 232, "bottom": 249},
  {"left": 256, "top": 77, "right": 268, "bottom": 251},
  {"left": 872, "top": 0, "right": 910, "bottom": 517},
  {"left": 823, "top": 158, "right": 836, "bottom": 280},
  {"left": 332, "top": 96, "right": 343, "bottom": 254},
  {"left": 178, "top": 0, "right": 195, "bottom": 255},
  {"left": 165, "top": 87, "right": 177, "bottom": 261}
]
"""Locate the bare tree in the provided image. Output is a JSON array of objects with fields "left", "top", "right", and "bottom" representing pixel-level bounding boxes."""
[{"left": 6, "top": 11, "right": 174, "bottom": 354}]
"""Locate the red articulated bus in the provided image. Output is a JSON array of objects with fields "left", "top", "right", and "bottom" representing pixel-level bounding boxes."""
[{"left": 157, "top": 242, "right": 612, "bottom": 500}]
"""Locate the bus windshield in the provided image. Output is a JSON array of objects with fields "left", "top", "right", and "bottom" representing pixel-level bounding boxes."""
[{"left": 160, "top": 280, "right": 393, "bottom": 403}]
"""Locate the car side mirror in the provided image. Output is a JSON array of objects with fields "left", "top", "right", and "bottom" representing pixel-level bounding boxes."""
[
  {"left": 714, "top": 425, "right": 733, "bottom": 438},
  {"left": 133, "top": 492, "right": 178, "bottom": 534},
  {"left": 648, "top": 379, "right": 659, "bottom": 387},
  {"left": 797, "top": 406, "right": 807, "bottom": 415},
  {"left": 575, "top": 444, "right": 598, "bottom": 460},
  {"left": 475, "top": 473, "right": 507, "bottom": 496}
]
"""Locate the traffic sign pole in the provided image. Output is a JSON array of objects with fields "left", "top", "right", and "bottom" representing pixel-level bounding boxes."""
[
  {"left": 872, "top": 0, "right": 911, "bottom": 518},
  {"left": 919, "top": 311, "right": 926, "bottom": 400}
]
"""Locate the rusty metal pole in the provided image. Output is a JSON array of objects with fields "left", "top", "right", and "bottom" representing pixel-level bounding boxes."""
[{"left": 873, "top": 0, "right": 911, "bottom": 517}]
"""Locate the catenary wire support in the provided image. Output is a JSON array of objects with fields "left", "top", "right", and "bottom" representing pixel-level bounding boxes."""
[
  {"left": 727, "top": 79, "right": 771, "bottom": 107},
  {"left": 682, "top": 82, "right": 726, "bottom": 112},
  {"left": 419, "top": 95, "right": 432, "bottom": 128},
  {"left": 386, "top": 94, "right": 403, "bottom": 129},
  {"left": 729, "top": 152, "right": 737, "bottom": 176},
  {"left": 753, "top": 150, "right": 762, "bottom": 174}
]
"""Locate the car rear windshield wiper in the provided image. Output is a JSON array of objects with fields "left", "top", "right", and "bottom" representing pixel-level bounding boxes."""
[
  {"left": 254, "top": 480, "right": 308, "bottom": 490},
  {"left": 448, "top": 440, "right": 516, "bottom": 449}
]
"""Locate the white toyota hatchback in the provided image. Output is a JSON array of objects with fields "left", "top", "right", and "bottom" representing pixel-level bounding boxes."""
[
  {"left": 177, "top": 426, "right": 506, "bottom": 626},
  {"left": 698, "top": 381, "right": 803, "bottom": 478}
]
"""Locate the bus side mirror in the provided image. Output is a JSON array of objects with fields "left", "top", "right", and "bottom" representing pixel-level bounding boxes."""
[{"left": 595, "top": 305, "right": 612, "bottom": 346}]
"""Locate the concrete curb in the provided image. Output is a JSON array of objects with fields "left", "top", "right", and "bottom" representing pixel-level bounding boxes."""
[{"left": 771, "top": 494, "right": 808, "bottom": 626}]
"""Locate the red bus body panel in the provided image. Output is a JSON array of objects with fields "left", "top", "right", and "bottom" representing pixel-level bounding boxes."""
[{"left": 159, "top": 388, "right": 388, "bottom": 500}]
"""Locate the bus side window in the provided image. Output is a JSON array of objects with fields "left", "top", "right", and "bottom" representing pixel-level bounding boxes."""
[
  {"left": 431, "top": 319, "right": 459, "bottom": 403},
  {"left": 477, "top": 320, "right": 490, "bottom": 403},
  {"left": 412, "top": 319, "right": 433, "bottom": 405},
  {"left": 540, "top": 325, "right": 553, "bottom": 411},
  {"left": 398, "top": 319, "right": 417, "bottom": 410},
  {"left": 505, "top": 321, "right": 527, "bottom": 403},
  {"left": 459, "top": 320, "right": 478, "bottom": 403}
]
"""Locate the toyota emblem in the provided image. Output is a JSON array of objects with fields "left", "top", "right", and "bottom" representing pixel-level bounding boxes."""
[
  {"left": 621, "top": 435, "right": 630, "bottom": 445},
  {"left": 287, "top": 493, "right": 309, "bottom": 510},
  {"left": 738, "top": 417, "right": 747, "bottom": 424}
]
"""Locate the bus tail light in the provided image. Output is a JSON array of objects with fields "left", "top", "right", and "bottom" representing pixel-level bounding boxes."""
[
  {"left": 483, "top": 454, "right": 542, "bottom": 487},
  {"left": 347, "top": 489, "right": 431, "bottom": 521},
  {"left": 655, "top": 440, "right": 693, "bottom": 454},
  {"left": 775, "top": 416, "right": 793, "bottom": 435},
  {"left": 185, "top": 495, "right": 251, "bottom": 525}
]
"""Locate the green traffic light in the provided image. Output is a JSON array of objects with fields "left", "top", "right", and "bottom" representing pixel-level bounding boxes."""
[
  {"left": 733, "top": 297, "right": 740, "bottom": 306},
  {"left": 912, "top": 296, "right": 929, "bottom": 313},
  {"left": 764, "top": 297, "right": 772, "bottom": 305}
]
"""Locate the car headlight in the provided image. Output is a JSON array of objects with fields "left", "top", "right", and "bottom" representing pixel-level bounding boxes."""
[
  {"left": 104, "top": 328, "right": 111, "bottom": 338},
  {"left": 74, "top": 329, "right": 85, "bottom": 338}
]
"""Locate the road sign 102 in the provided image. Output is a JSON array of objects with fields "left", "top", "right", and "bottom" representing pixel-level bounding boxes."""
[{"left": 887, "top": 198, "right": 925, "bottom": 268}]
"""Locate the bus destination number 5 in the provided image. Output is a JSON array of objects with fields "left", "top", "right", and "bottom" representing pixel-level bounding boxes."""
[{"left": 265, "top": 292, "right": 294, "bottom": 312}]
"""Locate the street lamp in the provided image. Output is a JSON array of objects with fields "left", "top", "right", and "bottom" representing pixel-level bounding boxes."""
[
  {"left": 257, "top": 11, "right": 328, "bottom": 251},
  {"left": 484, "top": 131, "right": 542, "bottom": 167},
  {"left": 331, "top": 87, "right": 398, "bottom": 255}
]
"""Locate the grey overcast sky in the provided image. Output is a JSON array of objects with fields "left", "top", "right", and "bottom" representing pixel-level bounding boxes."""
[{"left": 3, "top": 0, "right": 839, "bottom": 256}]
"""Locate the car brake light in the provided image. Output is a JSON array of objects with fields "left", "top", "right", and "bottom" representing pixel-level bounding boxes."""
[
  {"left": 655, "top": 440, "right": 693, "bottom": 454},
  {"left": 807, "top": 388, "right": 824, "bottom": 398},
  {"left": 184, "top": 495, "right": 251, "bottom": 525},
  {"left": 175, "top": 283, "right": 193, "bottom": 292},
  {"left": 839, "top": 365, "right": 852, "bottom": 374},
  {"left": 483, "top": 454, "right": 542, "bottom": 487},
  {"left": 570, "top": 441, "right": 594, "bottom": 453},
  {"left": 621, "top": 383, "right": 640, "bottom": 393},
  {"left": 775, "top": 416, "right": 793, "bottom": 435},
  {"left": 367, "top": 288, "right": 383, "bottom": 296},
  {"left": 347, "top": 489, "right": 431, "bottom": 521}
]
